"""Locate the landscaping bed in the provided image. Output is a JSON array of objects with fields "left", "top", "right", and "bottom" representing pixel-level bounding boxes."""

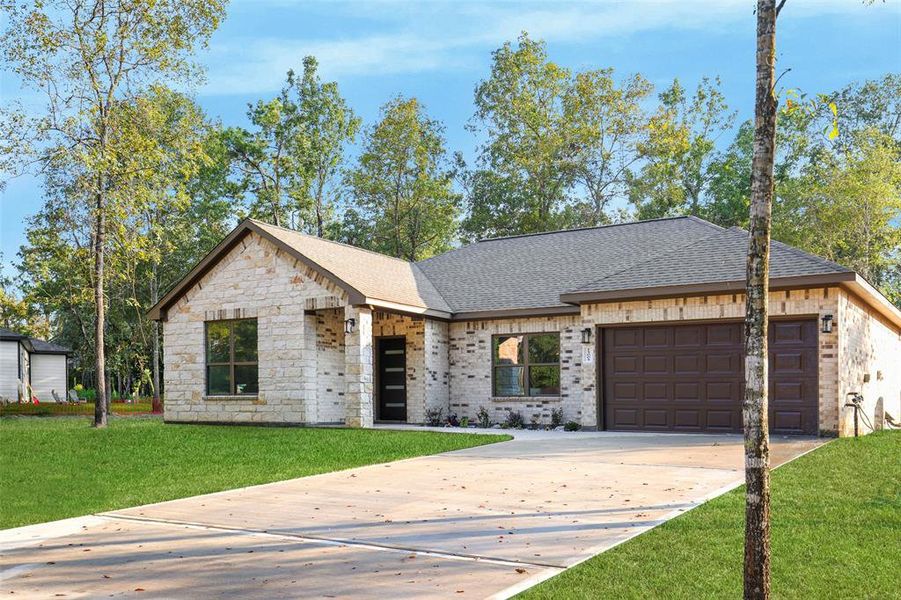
[
  {"left": 0, "top": 418, "right": 510, "bottom": 529},
  {"left": 520, "top": 430, "right": 900, "bottom": 599},
  {"left": 0, "top": 401, "right": 154, "bottom": 417}
]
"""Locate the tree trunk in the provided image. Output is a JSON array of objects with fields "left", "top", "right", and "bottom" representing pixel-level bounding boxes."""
[
  {"left": 150, "top": 270, "right": 162, "bottom": 413},
  {"left": 744, "top": 1, "right": 779, "bottom": 598},
  {"left": 93, "top": 188, "right": 108, "bottom": 428}
]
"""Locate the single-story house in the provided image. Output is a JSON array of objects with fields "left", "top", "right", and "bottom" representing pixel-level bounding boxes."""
[
  {"left": 0, "top": 328, "right": 71, "bottom": 402},
  {"left": 148, "top": 217, "right": 901, "bottom": 436}
]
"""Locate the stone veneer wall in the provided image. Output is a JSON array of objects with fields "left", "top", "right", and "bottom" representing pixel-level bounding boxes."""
[
  {"left": 448, "top": 316, "right": 582, "bottom": 425},
  {"left": 163, "top": 232, "right": 347, "bottom": 424},
  {"left": 578, "top": 288, "right": 841, "bottom": 433},
  {"left": 837, "top": 290, "right": 901, "bottom": 435}
]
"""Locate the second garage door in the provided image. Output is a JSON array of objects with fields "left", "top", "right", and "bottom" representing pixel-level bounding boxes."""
[{"left": 602, "top": 320, "right": 818, "bottom": 434}]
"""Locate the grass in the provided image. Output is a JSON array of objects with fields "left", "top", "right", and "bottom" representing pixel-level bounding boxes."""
[
  {"left": 0, "top": 417, "right": 509, "bottom": 529},
  {"left": 520, "top": 431, "right": 900, "bottom": 599},
  {"left": 0, "top": 401, "right": 154, "bottom": 417}
]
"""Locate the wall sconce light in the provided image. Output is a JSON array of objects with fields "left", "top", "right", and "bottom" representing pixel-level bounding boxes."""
[
  {"left": 821, "top": 314, "right": 833, "bottom": 334},
  {"left": 581, "top": 327, "right": 593, "bottom": 344},
  {"left": 344, "top": 318, "right": 356, "bottom": 335}
]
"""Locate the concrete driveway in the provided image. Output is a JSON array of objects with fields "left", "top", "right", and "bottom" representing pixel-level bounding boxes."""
[{"left": 0, "top": 429, "right": 823, "bottom": 599}]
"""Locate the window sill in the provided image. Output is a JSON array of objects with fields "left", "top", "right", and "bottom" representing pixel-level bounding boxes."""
[
  {"left": 204, "top": 395, "right": 259, "bottom": 402},
  {"left": 491, "top": 396, "right": 562, "bottom": 403}
]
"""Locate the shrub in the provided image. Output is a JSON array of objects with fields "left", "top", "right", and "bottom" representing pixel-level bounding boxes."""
[
  {"left": 476, "top": 407, "right": 491, "bottom": 428},
  {"left": 564, "top": 421, "right": 581, "bottom": 431},
  {"left": 447, "top": 412, "right": 459, "bottom": 427},
  {"left": 460, "top": 416, "right": 469, "bottom": 428},
  {"left": 424, "top": 407, "right": 444, "bottom": 426},
  {"left": 504, "top": 410, "right": 525, "bottom": 430},
  {"left": 551, "top": 407, "right": 564, "bottom": 427}
]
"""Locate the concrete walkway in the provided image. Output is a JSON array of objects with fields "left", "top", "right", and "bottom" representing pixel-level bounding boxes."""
[{"left": 0, "top": 430, "right": 824, "bottom": 599}]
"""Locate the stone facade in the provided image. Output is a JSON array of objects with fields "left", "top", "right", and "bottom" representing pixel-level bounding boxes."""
[
  {"left": 837, "top": 290, "right": 901, "bottom": 435},
  {"left": 163, "top": 232, "right": 347, "bottom": 424},
  {"left": 162, "top": 234, "right": 897, "bottom": 437},
  {"left": 448, "top": 315, "right": 582, "bottom": 426}
]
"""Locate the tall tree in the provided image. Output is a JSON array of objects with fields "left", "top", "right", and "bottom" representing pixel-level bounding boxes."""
[
  {"left": 630, "top": 77, "right": 735, "bottom": 219},
  {"left": 294, "top": 57, "right": 360, "bottom": 237},
  {"left": 568, "top": 69, "right": 653, "bottom": 224},
  {"left": 1, "top": 0, "right": 226, "bottom": 426},
  {"left": 344, "top": 96, "right": 460, "bottom": 261},
  {"left": 226, "top": 58, "right": 358, "bottom": 235},
  {"left": 744, "top": 0, "right": 780, "bottom": 596},
  {"left": 462, "top": 33, "right": 578, "bottom": 239}
]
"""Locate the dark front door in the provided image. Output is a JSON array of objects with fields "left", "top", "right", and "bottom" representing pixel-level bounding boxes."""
[
  {"left": 602, "top": 320, "right": 818, "bottom": 434},
  {"left": 377, "top": 337, "right": 407, "bottom": 421}
]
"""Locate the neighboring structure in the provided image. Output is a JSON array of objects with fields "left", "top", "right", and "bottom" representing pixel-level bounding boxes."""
[
  {"left": 149, "top": 217, "right": 901, "bottom": 436},
  {"left": 0, "top": 328, "right": 71, "bottom": 402}
]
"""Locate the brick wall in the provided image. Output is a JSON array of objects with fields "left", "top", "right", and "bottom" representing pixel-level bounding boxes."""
[
  {"left": 579, "top": 288, "right": 841, "bottom": 432},
  {"left": 163, "top": 232, "right": 347, "bottom": 424},
  {"left": 838, "top": 290, "right": 901, "bottom": 435},
  {"left": 448, "top": 315, "right": 582, "bottom": 426}
]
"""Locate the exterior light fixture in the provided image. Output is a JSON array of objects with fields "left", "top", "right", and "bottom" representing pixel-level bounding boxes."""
[
  {"left": 344, "top": 318, "right": 356, "bottom": 335},
  {"left": 581, "top": 327, "right": 593, "bottom": 344},
  {"left": 821, "top": 314, "right": 833, "bottom": 334}
]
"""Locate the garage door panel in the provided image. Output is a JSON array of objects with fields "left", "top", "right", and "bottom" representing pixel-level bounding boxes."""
[
  {"left": 706, "top": 324, "right": 738, "bottom": 345},
  {"left": 644, "top": 409, "right": 669, "bottom": 428},
  {"left": 706, "top": 410, "right": 737, "bottom": 430},
  {"left": 673, "top": 354, "right": 700, "bottom": 374},
  {"left": 603, "top": 321, "right": 818, "bottom": 435},
  {"left": 643, "top": 355, "right": 668, "bottom": 373},
  {"left": 613, "top": 355, "right": 639, "bottom": 375},
  {"left": 644, "top": 382, "right": 668, "bottom": 401},
  {"left": 673, "top": 326, "right": 701, "bottom": 347},
  {"left": 674, "top": 409, "right": 700, "bottom": 429}
]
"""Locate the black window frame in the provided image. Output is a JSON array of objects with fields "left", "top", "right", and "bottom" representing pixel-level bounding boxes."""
[
  {"left": 491, "top": 333, "right": 561, "bottom": 397},
  {"left": 204, "top": 318, "right": 258, "bottom": 396}
]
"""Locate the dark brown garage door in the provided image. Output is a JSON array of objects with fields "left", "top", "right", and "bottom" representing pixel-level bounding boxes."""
[{"left": 602, "top": 320, "right": 818, "bottom": 434}]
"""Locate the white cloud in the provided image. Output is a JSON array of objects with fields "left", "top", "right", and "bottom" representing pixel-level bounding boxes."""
[{"left": 202, "top": 0, "right": 892, "bottom": 96}]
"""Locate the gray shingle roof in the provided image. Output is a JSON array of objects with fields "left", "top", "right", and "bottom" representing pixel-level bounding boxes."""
[
  {"left": 416, "top": 217, "right": 724, "bottom": 313},
  {"left": 565, "top": 226, "right": 852, "bottom": 296}
]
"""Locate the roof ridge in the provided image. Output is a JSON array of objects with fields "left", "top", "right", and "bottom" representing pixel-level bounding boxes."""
[
  {"left": 565, "top": 228, "right": 730, "bottom": 294},
  {"left": 249, "top": 219, "right": 416, "bottom": 266},
  {"left": 474, "top": 215, "right": 722, "bottom": 244}
]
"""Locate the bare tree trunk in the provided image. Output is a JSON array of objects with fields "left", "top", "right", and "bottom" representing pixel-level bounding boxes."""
[
  {"left": 150, "top": 270, "right": 162, "bottom": 413},
  {"left": 744, "top": 1, "right": 780, "bottom": 598},
  {"left": 93, "top": 188, "right": 108, "bottom": 428}
]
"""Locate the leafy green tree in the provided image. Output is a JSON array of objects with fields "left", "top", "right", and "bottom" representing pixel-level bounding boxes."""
[
  {"left": 294, "top": 57, "right": 361, "bottom": 237},
  {"left": 462, "top": 33, "right": 579, "bottom": 239},
  {"left": 344, "top": 96, "right": 460, "bottom": 261},
  {"left": 630, "top": 77, "right": 735, "bottom": 219},
  {"left": 2, "top": 0, "right": 225, "bottom": 425},
  {"left": 568, "top": 69, "right": 653, "bottom": 224},
  {"left": 226, "top": 57, "right": 358, "bottom": 234}
]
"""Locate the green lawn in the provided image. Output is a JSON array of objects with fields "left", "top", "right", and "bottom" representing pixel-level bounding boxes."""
[
  {"left": 521, "top": 431, "right": 900, "bottom": 599},
  {"left": 0, "top": 417, "right": 509, "bottom": 529}
]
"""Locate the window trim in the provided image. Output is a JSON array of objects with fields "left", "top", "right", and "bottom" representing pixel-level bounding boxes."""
[
  {"left": 491, "top": 332, "right": 561, "bottom": 397},
  {"left": 204, "top": 318, "right": 259, "bottom": 396}
]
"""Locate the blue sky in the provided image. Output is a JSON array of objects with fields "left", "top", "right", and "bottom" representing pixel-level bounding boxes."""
[{"left": 1, "top": 0, "right": 899, "bottom": 278}]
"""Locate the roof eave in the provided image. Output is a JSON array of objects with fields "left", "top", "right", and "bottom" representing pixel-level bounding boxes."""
[
  {"left": 449, "top": 305, "right": 581, "bottom": 322},
  {"left": 559, "top": 272, "right": 857, "bottom": 305},
  {"left": 147, "top": 220, "right": 369, "bottom": 321}
]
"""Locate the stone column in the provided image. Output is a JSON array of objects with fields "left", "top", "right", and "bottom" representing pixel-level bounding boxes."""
[{"left": 344, "top": 305, "right": 374, "bottom": 428}]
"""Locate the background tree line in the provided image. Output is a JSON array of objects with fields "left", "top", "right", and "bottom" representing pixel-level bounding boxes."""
[{"left": 2, "top": 19, "right": 898, "bottom": 405}]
